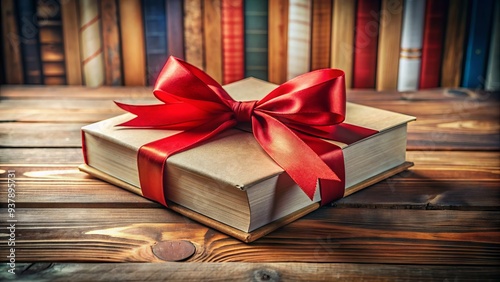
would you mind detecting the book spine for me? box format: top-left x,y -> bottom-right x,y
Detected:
397,0 -> 426,92
353,0 -> 381,89
440,0 -> 467,87
287,0 -> 312,80
203,0 -> 223,83
310,0 -> 332,70
167,0 -> 185,59
244,0 -> 269,80
119,0 -> 147,86
461,0 -> 494,89
37,0 -> 66,85
143,0 -> 168,86
100,0 -> 122,86
79,0 -> 105,87
184,0 -> 205,70
419,0 -> 448,89
16,0 -> 43,84
1,0 -> 24,84
268,0 -> 288,84
485,0 -> 500,91
330,0 -> 356,88
376,0 -> 403,91
222,0 -> 245,84
61,0 -> 82,85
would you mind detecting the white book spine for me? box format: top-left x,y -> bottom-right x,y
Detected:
286,0 -> 312,80
397,0 -> 426,92
485,1 -> 500,91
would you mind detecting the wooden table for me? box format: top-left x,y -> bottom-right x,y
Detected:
1,86 -> 499,281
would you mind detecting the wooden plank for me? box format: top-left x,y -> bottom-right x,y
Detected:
0,148 -> 83,163
0,123 -> 83,147
0,207 -> 498,264
0,86 -> 153,99
1,262 -> 498,281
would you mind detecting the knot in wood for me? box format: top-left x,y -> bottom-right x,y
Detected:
151,240 -> 196,262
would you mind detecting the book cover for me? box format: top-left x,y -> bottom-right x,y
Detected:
184,0 -> 205,70
268,0 -> 289,84
310,0 -> 332,71
222,0 -> 245,84
419,0 -> 448,89
61,0 -> 82,85
16,0 -> 43,84
287,0 -> 312,80
331,0 -> 356,88
79,0 -> 105,87
203,0 -> 223,83
440,0 -> 467,87
376,0 -> 403,91
397,0 -> 426,92
461,0 -> 494,89
485,0 -> 500,91
167,0 -> 185,59
37,0 -> 66,85
119,0 -> 147,86
353,0 -> 381,89
1,0 -> 24,84
244,0 -> 269,80
100,0 -> 122,86
81,74 -> 415,242
143,0 -> 168,86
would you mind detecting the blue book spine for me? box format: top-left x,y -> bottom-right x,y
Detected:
143,0 -> 168,86
244,0 -> 269,80
461,0 -> 494,88
15,0 -> 43,84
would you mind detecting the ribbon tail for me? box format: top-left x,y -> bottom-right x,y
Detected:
252,112 -> 340,201
138,113 -> 236,206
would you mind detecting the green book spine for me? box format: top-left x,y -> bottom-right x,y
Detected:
244,0 -> 268,80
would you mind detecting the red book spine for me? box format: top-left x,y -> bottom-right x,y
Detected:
419,0 -> 448,89
222,0 -> 244,84
353,0 -> 381,89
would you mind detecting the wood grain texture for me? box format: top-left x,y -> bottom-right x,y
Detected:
60,0 -> 82,85
119,0 -> 146,86
1,263 -> 498,281
268,0 -> 288,84
1,0 -> 24,84
376,0 -> 403,90
330,0 -> 356,88
203,0 -> 223,83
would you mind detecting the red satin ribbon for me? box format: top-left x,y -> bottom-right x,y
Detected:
115,56 -> 377,206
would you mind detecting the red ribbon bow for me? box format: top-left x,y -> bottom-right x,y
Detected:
116,56 -> 376,206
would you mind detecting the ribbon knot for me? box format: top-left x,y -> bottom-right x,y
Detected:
231,100 -> 257,123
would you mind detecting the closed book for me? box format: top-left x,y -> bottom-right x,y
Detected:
16,0 -> 43,84
440,0 -> 467,87
331,0 -> 356,88
485,0 -> 500,91
461,0 -> 494,89
244,0 -> 269,80
203,0 -> 223,83
184,0 -> 205,70
37,0 -> 66,85
376,0 -> 403,91
419,0 -> 448,89
310,0 -> 332,70
397,0 -> 426,92
61,0 -> 82,85
287,0 -> 312,80
353,0 -> 381,89
1,0 -> 24,84
268,0 -> 288,84
222,0 -> 245,84
167,0 -> 185,59
143,0 -> 168,86
119,0 -> 147,86
81,77 -> 415,242
101,0 -> 122,86
79,0 -> 105,87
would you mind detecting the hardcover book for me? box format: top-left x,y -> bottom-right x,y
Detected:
16,0 -> 43,84
244,0 -> 269,80
222,0 -> 245,84
80,66 -> 415,242
143,0 -> 168,86
287,0 -> 312,80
